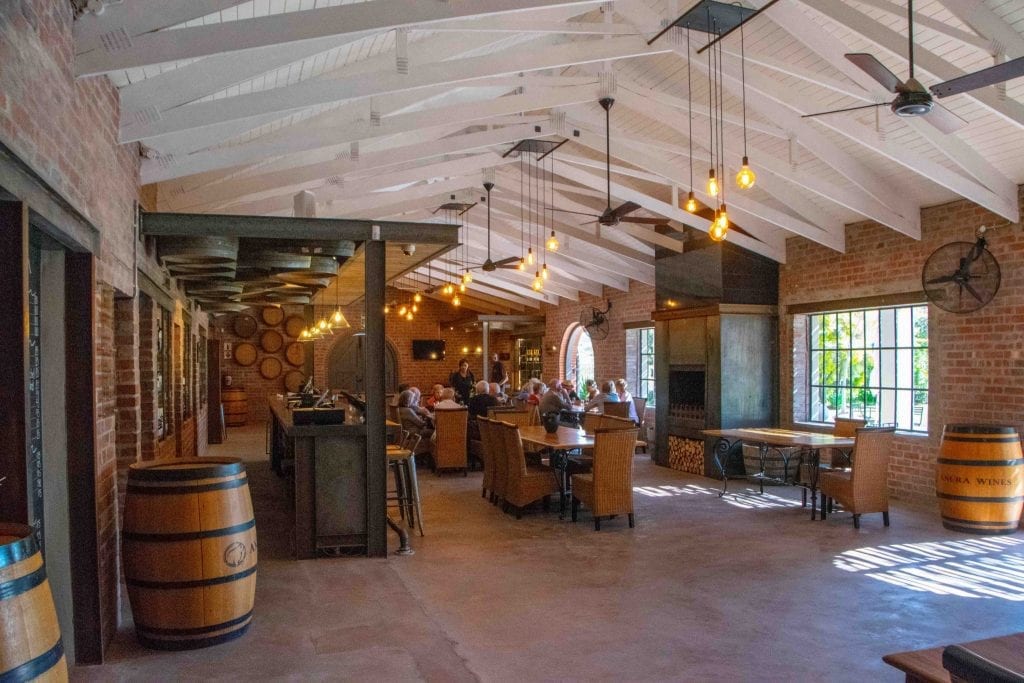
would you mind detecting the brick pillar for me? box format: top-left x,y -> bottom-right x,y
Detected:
114,295 -> 140,511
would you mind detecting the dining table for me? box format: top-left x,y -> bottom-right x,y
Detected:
518,425 -> 593,518
703,427 -> 855,519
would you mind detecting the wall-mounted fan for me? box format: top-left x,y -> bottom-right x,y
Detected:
580,300 -> 612,340
922,227 -> 1000,314
554,98 -> 668,228
803,0 -> 1024,134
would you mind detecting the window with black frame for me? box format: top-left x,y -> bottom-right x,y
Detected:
807,305 -> 928,432
636,327 -> 655,405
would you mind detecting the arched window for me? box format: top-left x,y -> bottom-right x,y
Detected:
563,324 -> 595,391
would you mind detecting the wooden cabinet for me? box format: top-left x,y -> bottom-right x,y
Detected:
514,337 -> 542,388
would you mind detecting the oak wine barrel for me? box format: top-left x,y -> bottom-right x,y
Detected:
937,424 -> 1024,535
0,523 -> 68,682
223,387 -> 248,427
123,458 -> 257,650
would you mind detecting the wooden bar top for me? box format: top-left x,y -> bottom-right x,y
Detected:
703,427 -> 855,449
883,633 -> 1024,682
268,396 -> 397,437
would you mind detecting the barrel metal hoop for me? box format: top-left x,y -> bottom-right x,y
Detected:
936,492 -> 1024,503
944,425 -> 1019,435
0,565 -> 46,601
136,622 -> 251,651
126,476 -> 248,496
0,640 -> 63,683
937,458 -> 1024,466
0,534 -> 37,568
126,565 -> 256,590
942,435 -> 1022,443
941,515 -> 1019,528
136,609 -> 254,637
123,519 -> 255,543
129,461 -> 244,481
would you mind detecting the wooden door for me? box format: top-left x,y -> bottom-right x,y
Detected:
328,335 -> 397,393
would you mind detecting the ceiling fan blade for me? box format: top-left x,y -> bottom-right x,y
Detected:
846,53 -> 903,93
802,102 -> 888,119
620,216 -> 667,225
551,208 -> 600,218
611,201 -> 642,219
931,56 -> 1024,98
492,256 -> 519,267
496,264 -> 521,270
924,101 -> 967,134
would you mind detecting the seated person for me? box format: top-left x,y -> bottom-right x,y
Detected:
488,382 -> 506,404
467,380 -> 499,418
515,380 -> 536,403
433,387 -> 462,410
561,379 -> 580,402
390,383 -> 411,407
396,389 -> 432,452
526,380 -> 544,406
614,378 -> 639,423
409,386 -> 432,419
539,378 -> 571,416
585,380 -> 621,413
423,384 -> 444,410
583,379 -> 598,402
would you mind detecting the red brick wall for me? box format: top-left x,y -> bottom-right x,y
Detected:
541,281 -> 656,385
94,284 -> 119,654
780,187 -> 1024,507
113,296 -> 138,511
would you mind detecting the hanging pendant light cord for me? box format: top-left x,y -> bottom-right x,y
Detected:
718,27 -> 726,208
740,21 -> 748,158
605,101 -> 612,211
687,27 -> 693,193
707,15 -> 715,184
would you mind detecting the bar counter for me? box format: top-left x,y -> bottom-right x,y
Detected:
268,396 -> 384,558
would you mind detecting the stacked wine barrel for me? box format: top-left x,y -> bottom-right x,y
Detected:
122,458 -> 257,650
0,523 -> 67,681
222,387 -> 248,427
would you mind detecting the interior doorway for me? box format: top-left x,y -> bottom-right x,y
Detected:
328,333 -> 398,393
563,324 -> 595,392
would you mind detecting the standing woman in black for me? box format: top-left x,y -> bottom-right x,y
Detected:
449,358 -> 475,405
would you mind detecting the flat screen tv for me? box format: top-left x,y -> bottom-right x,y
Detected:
412,339 -> 446,361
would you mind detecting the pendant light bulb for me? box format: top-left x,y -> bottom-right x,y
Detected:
459,283 -> 466,293
383,304 -> 390,314
710,206 -> 728,242
398,305 -> 407,316
707,169 -> 719,197
684,191 -> 698,213
526,248 -> 534,266
462,271 -> 473,284
317,317 -> 329,331
406,311 -> 414,321
541,264 -> 549,280
413,292 -> 422,303
546,231 -> 559,252
736,156 -> 756,189
532,272 -> 542,291
411,304 -> 418,314
452,295 -> 461,307
517,257 -> 526,272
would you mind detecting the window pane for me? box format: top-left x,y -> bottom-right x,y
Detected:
811,350 -> 824,385
851,350 -> 864,387
880,308 -> 896,347
810,315 -> 823,349
913,307 -> 929,348
851,310 -> 864,348
865,349 -> 880,387
865,309 -> 880,348
897,348 -> 913,388
838,313 -> 851,349
880,349 -> 896,388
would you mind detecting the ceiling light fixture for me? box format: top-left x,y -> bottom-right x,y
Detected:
685,26 -> 699,214
735,20 -> 756,190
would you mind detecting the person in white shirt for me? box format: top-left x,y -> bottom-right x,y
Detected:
585,381 -> 620,413
615,378 -> 640,423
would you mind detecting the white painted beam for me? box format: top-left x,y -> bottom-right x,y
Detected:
121,36 -> 671,141
73,0 -> 241,55
76,0 -> 608,75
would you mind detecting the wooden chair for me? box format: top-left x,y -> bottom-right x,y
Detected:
819,427 -> 896,529
571,427 -> 639,530
488,408 -> 531,428
387,403 -> 400,425
477,417 -> 498,502
496,421 -> 559,518
433,408 -> 469,475
490,418 -> 510,506
602,401 -> 631,419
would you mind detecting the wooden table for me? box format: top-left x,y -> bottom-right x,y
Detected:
883,632 -> 1024,682
703,428 -> 855,516
518,425 -> 594,516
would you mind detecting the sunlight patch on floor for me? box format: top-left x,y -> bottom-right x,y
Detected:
633,483 -> 803,510
834,536 -> 1024,600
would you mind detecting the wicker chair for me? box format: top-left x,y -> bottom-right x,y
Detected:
477,417 -> 498,501
599,414 -> 635,431
819,427 -> 896,529
496,421 -> 559,518
581,412 -> 602,435
571,427 -> 639,530
433,408 -> 469,475
490,418 -> 510,506
798,417 -> 867,505
488,408 -> 531,428
602,401 -> 631,419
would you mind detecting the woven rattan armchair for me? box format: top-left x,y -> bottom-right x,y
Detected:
819,427 -> 896,529
798,417 -> 868,506
581,412 -> 602,435
572,426 -> 639,530
477,417 -> 498,501
488,408 -> 531,428
602,401 -> 631,419
633,397 -> 648,451
496,421 -> 559,518
599,414 -> 635,431
490,418 -> 510,506
433,408 -> 468,475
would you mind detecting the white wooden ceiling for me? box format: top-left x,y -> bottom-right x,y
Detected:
74,0 -> 1024,311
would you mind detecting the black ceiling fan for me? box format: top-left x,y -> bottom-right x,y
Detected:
554,98 -> 668,228
803,0 -> 1024,134
465,182 -> 519,273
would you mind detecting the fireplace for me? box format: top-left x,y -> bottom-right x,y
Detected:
668,369 -> 706,421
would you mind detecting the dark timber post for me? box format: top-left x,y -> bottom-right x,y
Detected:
363,237 -> 387,557
0,201 -> 29,524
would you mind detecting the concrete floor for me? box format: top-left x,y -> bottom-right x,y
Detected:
74,424 -> 1024,681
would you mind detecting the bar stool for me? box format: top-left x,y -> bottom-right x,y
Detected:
387,433 -> 425,537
